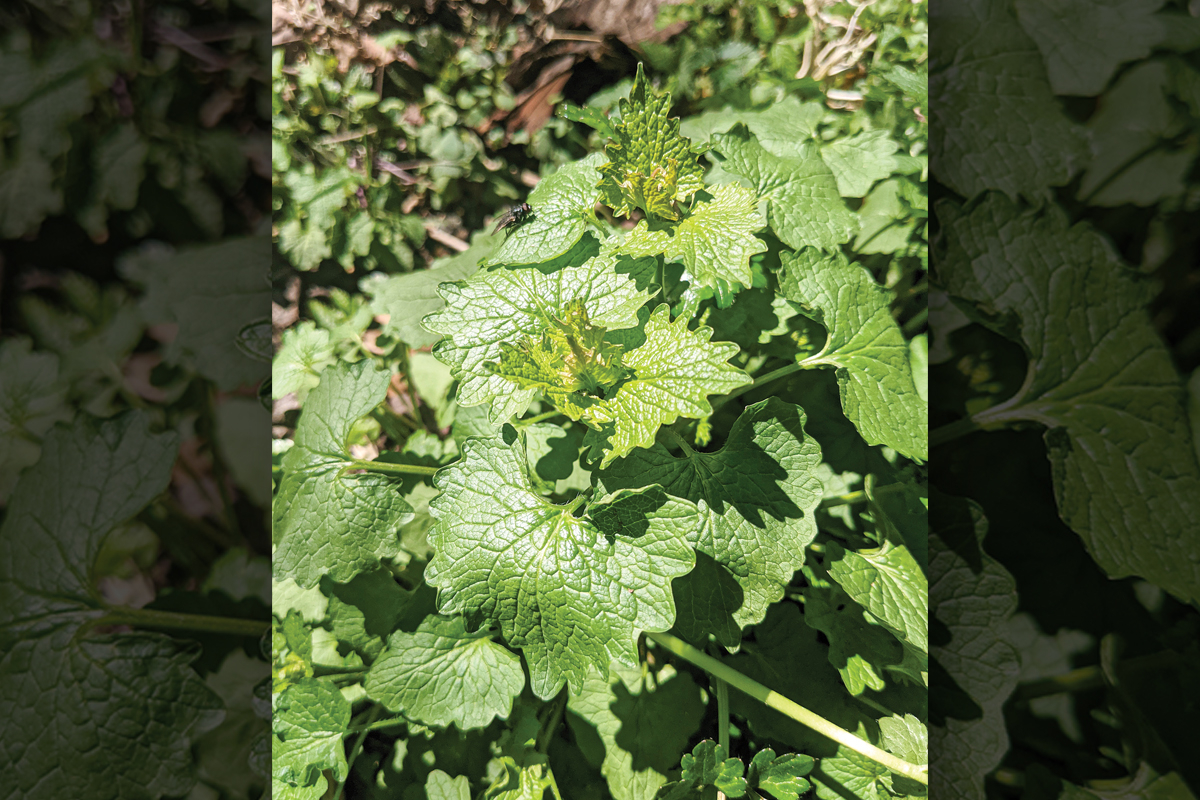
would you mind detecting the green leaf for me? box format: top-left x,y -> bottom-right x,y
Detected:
426,434 -> 698,698
0,413 -> 228,799
272,361 -> 414,587
710,125 -> 856,252
567,664 -> 706,800
929,0 -> 1087,199
558,101 -> 618,139
680,97 -> 825,157
780,248 -> 928,462
665,184 -> 767,297
599,63 -> 705,220
1013,0 -> 1166,96
584,305 -> 752,468
362,230 -> 498,349
802,576 -> 906,695
427,770 -> 473,800
680,740 -> 748,797
424,241 -> 655,425
600,399 -> 822,644
1077,62 -> 1197,206
273,321 -> 335,400
272,678 -> 352,788
118,237 -> 272,390
747,749 -> 815,800
854,179 -> 919,255
820,131 -> 900,198
810,746 -> 893,800
484,757 -> 557,800
366,615 -> 525,730
825,541 -> 927,655
928,491 -> 1019,800
940,193 -> 1200,603
486,153 -> 606,266
878,714 -> 927,767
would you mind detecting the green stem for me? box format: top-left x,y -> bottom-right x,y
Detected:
715,676 -> 730,754
313,664 -> 370,678
348,459 -> 440,477
515,410 -> 564,428
98,607 -> 269,638
820,483 -> 908,509
1013,651 -> 1179,701
344,715 -> 408,735
930,416 -> 981,448
337,706 -> 380,800
647,631 -> 927,785
660,427 -> 696,457
536,688 -> 569,754
902,306 -> 928,336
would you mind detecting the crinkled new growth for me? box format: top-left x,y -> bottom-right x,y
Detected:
598,63 -> 706,220
423,244 -> 655,424
425,434 -> 699,698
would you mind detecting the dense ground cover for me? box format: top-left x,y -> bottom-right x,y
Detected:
271,2 -> 929,799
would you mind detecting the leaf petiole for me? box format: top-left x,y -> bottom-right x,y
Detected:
647,631 -> 928,785
346,459 -> 441,477
95,607 -> 269,638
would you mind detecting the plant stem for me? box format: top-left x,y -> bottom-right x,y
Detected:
98,607 -> 269,638
820,483 -> 909,509
348,459 -> 441,477
337,706 -> 380,800
344,715 -> 409,734
536,688 -> 569,754
715,676 -> 730,754
929,416 -> 981,447
647,631 -> 928,785
515,409 -> 564,428
1013,650 -> 1179,701
660,427 -> 696,456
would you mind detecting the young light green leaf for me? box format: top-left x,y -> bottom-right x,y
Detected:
781,248 -> 927,462
940,193 -> 1200,604
825,540 -> 928,655
423,240 -> 655,425
426,435 -> 698,698
272,361 -> 414,587
1013,0 -> 1166,96
272,678 -> 352,788
362,230 -> 498,348
710,125 -> 856,252
929,0 -> 1087,200
558,102 -> 618,140
665,184 -> 767,297
585,305 -> 751,468
486,153 -> 606,266
484,757 -> 557,800
366,615 -> 525,730
426,770 -> 473,800
878,714 -> 928,767
810,745 -> 896,800
273,321 -> 335,400
600,399 -> 822,644
820,130 -> 900,198
747,749 -> 815,800
598,63 -> 705,220
567,664 -> 706,800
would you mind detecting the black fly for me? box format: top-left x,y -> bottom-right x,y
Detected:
492,202 -> 533,233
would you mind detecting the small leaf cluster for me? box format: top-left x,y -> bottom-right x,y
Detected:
272,41 -> 928,800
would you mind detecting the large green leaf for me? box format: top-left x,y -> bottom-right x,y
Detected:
600,399 -> 822,644
272,361 -> 414,587
567,664 -> 705,800
710,125 -> 856,252
426,434 -> 699,698
940,193 -> 1200,603
423,240 -> 655,425
485,153 -> 606,266
598,63 -> 706,220
365,615 -> 525,730
0,413 -> 226,800
665,184 -> 767,298
585,304 -> 752,468
929,0 -> 1087,199
780,248 -> 927,462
